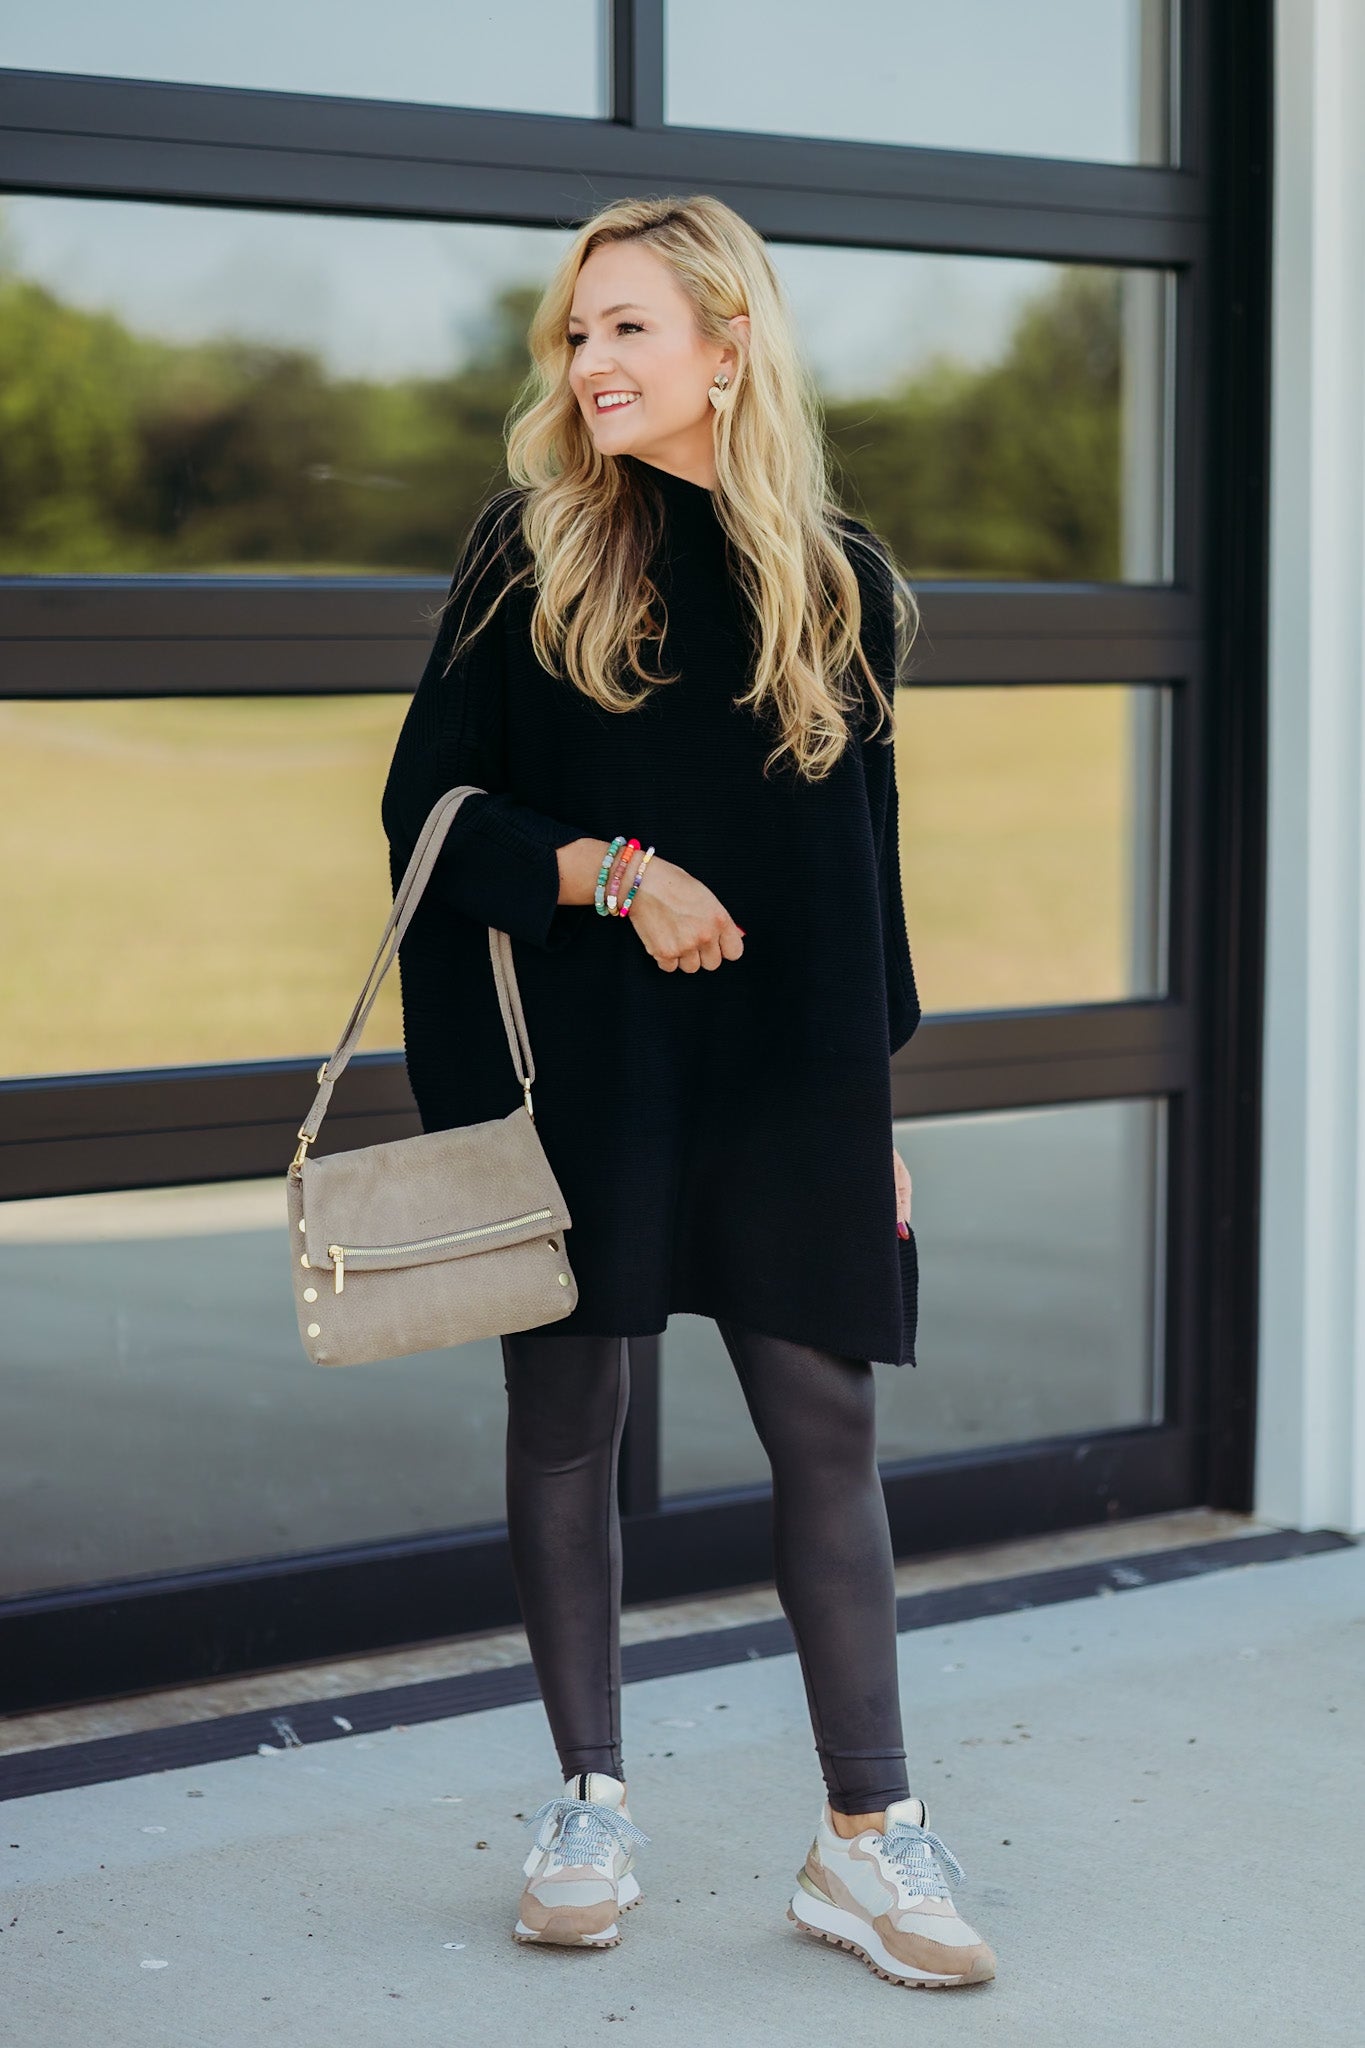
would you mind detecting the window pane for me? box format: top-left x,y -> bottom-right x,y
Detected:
661,1099 -> 1166,1497
0,198 -> 1171,583
0,196 -> 573,575
897,685 -> 1171,1014
1,0 -> 608,117
0,698 -> 406,1079
0,1178 -> 512,1597
661,1316 -> 774,1499
877,1100 -> 1167,1458
667,0 -> 1176,166
771,247 -> 1173,581
0,681 -> 1172,1089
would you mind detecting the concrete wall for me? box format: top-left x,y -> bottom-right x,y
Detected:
1258,0 -> 1365,1532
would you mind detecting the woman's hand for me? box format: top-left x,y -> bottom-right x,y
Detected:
892,1145 -> 913,1237
623,854 -> 746,972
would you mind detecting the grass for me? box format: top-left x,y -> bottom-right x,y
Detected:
896,684 -> 1144,1012
0,696 -> 409,1077
0,686 -> 1144,1079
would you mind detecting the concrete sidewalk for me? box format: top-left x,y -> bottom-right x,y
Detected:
6,1540 -> 1363,2046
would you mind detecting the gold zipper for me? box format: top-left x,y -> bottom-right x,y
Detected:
325,1208 -> 555,1295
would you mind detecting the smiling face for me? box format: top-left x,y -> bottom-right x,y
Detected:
566,240 -> 747,489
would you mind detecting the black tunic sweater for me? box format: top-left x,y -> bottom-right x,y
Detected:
381,452 -> 921,1367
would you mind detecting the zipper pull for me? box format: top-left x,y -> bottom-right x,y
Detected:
328,1245 -> 345,1294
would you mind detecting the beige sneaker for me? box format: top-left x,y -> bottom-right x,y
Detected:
513,1771 -> 649,1948
788,1794 -> 996,1987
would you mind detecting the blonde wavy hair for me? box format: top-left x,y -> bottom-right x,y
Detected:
439,192 -> 918,781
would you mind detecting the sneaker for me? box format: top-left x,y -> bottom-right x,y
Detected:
513,1770 -> 650,1948
788,1794 -> 996,1987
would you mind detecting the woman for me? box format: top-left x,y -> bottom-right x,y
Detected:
381,194 -> 996,1991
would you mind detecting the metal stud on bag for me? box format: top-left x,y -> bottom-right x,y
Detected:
285,783 -> 578,1369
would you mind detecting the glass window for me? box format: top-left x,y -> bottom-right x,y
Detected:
0,697 -> 407,1079
661,1099 -> 1166,1497
877,1099 -> 1167,1459
0,195 -> 573,575
667,0 -> 1176,166
769,246 -> 1173,582
660,1315 -> 775,1499
0,198 -> 1172,583
1,1 -> 609,118
0,1177 -> 511,1598
896,685 -> 1171,1014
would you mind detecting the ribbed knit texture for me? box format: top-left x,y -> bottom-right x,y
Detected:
381,451 -> 920,1366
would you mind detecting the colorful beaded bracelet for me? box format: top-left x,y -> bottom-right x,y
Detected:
594,835 -> 626,916
606,837 -> 640,914
619,845 -> 655,917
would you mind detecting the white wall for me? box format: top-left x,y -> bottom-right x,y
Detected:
1257,0 -> 1365,1532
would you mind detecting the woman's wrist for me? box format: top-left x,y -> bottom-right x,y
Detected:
556,837 -> 622,906
555,834 -> 653,913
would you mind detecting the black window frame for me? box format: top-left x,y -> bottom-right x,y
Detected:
0,0 -> 1271,1715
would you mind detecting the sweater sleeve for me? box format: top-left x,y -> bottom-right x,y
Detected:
840,516 -> 923,1056
380,493 -> 591,950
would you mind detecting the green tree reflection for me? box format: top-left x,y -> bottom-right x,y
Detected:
0,257 -> 1123,580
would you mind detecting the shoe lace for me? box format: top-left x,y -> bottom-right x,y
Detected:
523,1795 -> 651,1871
877,1818 -> 966,1901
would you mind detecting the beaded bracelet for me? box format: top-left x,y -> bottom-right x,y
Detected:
594,835 -> 626,916
618,845 -> 655,917
606,837 -> 640,914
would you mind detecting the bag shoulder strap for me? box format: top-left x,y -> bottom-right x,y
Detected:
291,784 -> 539,1167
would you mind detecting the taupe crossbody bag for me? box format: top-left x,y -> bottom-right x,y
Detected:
286,783 -> 579,1367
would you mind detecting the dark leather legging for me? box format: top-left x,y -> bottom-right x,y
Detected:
500,1318 -> 910,1816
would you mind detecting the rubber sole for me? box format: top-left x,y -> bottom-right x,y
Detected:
787,1884 -> 994,1989
512,1868 -> 642,1948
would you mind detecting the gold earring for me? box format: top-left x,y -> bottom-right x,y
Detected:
709,371 -> 731,412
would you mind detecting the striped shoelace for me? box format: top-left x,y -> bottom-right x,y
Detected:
876,1818 -> 966,1900
523,1795 -> 652,1870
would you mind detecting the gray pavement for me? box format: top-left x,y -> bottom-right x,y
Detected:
5,1538 -> 1363,2045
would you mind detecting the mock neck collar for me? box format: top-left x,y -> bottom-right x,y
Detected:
620,453 -> 720,523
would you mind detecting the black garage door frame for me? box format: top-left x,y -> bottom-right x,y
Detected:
0,0 -> 1270,1714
